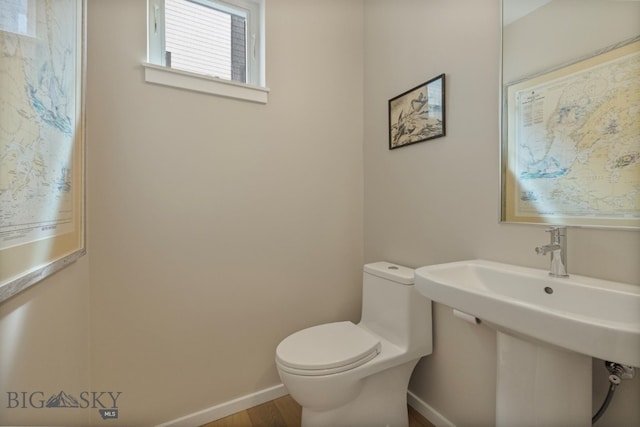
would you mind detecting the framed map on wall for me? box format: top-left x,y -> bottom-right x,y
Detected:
502,37 -> 640,229
0,0 -> 86,302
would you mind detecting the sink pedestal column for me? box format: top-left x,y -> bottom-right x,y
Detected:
496,332 -> 592,427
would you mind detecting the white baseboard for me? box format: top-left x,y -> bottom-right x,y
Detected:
156,384 -> 453,427
407,390 -> 456,427
155,384 -> 288,427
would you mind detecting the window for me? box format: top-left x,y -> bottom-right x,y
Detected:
145,0 -> 267,103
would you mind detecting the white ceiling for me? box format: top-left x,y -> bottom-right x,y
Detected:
502,0 -> 551,26
503,0 -> 640,26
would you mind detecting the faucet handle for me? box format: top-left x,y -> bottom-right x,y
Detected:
545,226 -> 565,244
538,226 -> 568,277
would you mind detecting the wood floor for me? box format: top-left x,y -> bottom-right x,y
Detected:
200,394 -> 435,427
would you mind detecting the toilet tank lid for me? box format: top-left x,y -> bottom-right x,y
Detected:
363,262 -> 414,285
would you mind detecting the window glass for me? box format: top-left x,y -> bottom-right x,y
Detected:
147,0 -> 263,87
165,0 -> 246,82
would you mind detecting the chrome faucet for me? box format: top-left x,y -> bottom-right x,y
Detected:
535,226 -> 569,277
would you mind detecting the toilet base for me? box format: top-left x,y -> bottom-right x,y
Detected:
299,360 -> 418,427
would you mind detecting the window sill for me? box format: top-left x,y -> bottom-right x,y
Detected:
142,62 -> 269,104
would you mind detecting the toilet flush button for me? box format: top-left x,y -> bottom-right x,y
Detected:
363,262 -> 414,284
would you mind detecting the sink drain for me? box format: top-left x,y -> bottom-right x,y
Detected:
544,286 -> 554,294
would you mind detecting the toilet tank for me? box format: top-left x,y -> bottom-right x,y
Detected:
359,262 -> 432,355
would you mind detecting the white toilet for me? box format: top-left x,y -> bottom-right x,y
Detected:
275,262 -> 432,427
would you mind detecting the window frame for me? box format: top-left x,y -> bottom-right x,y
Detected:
145,0 -> 267,103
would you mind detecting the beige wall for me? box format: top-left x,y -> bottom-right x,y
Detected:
503,0 -> 640,83
1,0 -> 364,426
86,0 -> 363,425
0,258 -> 91,426
363,0 -> 640,426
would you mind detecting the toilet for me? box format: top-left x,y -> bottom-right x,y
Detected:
275,262 -> 432,427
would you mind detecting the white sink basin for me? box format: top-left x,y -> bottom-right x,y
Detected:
415,260 -> 640,367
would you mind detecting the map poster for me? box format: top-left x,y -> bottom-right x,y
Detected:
502,38 -> 640,229
0,0 -> 85,302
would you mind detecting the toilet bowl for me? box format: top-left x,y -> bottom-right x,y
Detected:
275,262 -> 433,427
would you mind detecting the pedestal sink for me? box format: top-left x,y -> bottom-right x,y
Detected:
414,260 -> 640,427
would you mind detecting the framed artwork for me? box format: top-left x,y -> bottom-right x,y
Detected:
389,73 -> 446,149
502,38 -> 640,228
0,0 -> 86,302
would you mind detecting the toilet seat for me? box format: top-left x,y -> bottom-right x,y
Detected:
276,321 -> 381,376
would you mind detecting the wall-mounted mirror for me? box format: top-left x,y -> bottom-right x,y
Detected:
501,0 -> 640,228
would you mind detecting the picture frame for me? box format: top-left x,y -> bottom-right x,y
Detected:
0,0 -> 86,302
389,73 -> 446,149
501,37 -> 640,229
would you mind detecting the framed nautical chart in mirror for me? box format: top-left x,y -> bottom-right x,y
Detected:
0,0 -> 86,302
502,37 -> 640,229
